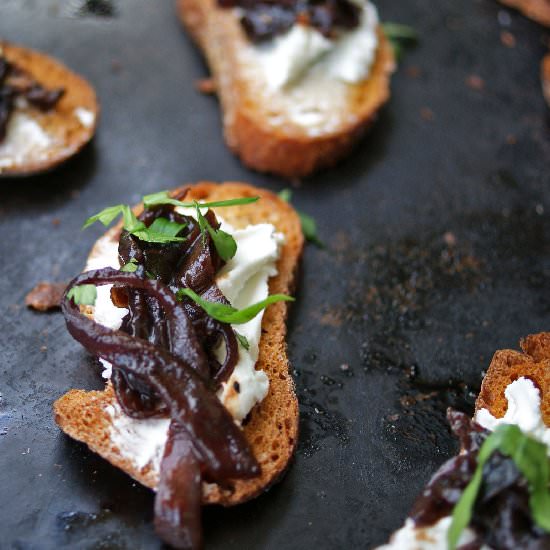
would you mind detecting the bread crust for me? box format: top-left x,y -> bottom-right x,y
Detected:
542,53 -> 550,108
54,181 -> 304,506
176,0 -> 395,178
0,41 -> 99,177
498,0 -> 550,27
475,332 -> 550,426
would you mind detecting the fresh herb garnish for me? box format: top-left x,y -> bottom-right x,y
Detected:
278,189 -> 324,248
67,284 -> 97,306
83,205 -> 186,244
120,258 -> 139,273
143,191 -> 259,210
195,201 -> 237,261
382,22 -> 418,61
235,331 -> 250,350
145,217 -> 187,238
278,188 -> 292,203
177,288 -> 294,325
448,424 -> 550,549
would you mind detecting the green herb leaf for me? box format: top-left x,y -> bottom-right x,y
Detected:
382,22 -> 418,62
83,205 -> 126,229
195,202 -> 237,261
83,203 -> 186,244
177,288 -> 294,325
67,284 -> 97,306
448,424 -> 550,549
382,22 -> 418,41
148,217 -> 187,238
121,205 -> 144,233
131,229 -> 186,243
299,211 -> 324,248
235,331 -> 250,350
277,188 -> 293,203
143,191 -> 259,210
278,188 -> 324,248
120,258 -> 139,273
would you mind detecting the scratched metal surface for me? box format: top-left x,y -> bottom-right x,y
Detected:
0,0 -> 549,548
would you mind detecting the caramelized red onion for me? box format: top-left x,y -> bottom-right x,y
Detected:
112,205 -> 239,417
63,197 -> 256,548
62,270 -> 260,549
217,0 -> 361,43
0,54 -> 65,142
409,410 -> 550,549
155,425 -> 203,549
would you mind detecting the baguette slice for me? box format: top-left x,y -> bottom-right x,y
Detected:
498,0 -> 550,27
475,332 -> 550,424
542,53 -> 550,108
176,0 -> 395,178
54,181 -> 304,506
0,42 -> 99,177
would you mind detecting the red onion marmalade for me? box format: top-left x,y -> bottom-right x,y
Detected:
62,200 -> 259,549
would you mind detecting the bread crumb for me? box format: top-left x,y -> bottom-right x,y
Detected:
506,134 -> 517,145
466,74 -> 484,91
443,231 -> 457,247
500,30 -> 516,48
497,0 -> 550,27
420,107 -> 434,121
406,65 -> 421,79
195,78 -> 216,94
25,281 -> 66,311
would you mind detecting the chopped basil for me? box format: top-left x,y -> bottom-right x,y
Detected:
235,331 -> 250,350
448,424 -> 550,549
278,189 -> 324,248
195,202 -> 237,261
83,205 -> 186,244
67,284 -> 97,306
177,288 -> 294,325
143,191 -> 259,210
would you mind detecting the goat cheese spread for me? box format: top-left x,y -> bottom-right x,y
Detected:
376,517 -> 480,550
74,107 -> 95,129
245,0 -> 379,90
86,215 -> 283,474
476,376 -> 550,455
0,111 -> 52,169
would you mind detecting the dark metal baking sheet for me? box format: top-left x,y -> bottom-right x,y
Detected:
1,0 -> 549,548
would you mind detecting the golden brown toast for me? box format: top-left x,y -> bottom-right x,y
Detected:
176,0 -> 395,178
498,0 -> 550,27
475,332 -> 550,425
0,41 -> 98,177
54,181 -> 304,506
542,53 -> 550,107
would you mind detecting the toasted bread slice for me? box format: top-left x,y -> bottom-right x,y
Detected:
176,0 -> 395,178
475,332 -> 550,425
542,53 -> 550,108
498,0 -> 550,27
54,182 -> 303,506
0,41 -> 99,177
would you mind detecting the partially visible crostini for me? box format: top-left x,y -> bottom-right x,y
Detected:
498,0 -> 550,27
0,41 -> 99,177
176,0 -> 395,178
475,332 -> 550,424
